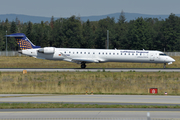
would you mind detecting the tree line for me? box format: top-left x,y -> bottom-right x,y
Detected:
0,12 -> 180,52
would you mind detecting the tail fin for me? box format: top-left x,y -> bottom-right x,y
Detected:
6,33 -> 41,50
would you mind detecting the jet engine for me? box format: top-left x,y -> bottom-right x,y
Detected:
38,47 -> 55,54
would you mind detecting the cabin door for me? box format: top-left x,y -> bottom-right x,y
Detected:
150,53 -> 154,61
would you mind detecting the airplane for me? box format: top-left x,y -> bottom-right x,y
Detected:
7,33 -> 175,69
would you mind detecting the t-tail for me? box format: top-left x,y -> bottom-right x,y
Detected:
6,33 -> 41,50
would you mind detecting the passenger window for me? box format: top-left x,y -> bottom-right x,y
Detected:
125,53 -> 126,55
132,53 -> 134,55
121,53 -> 122,55
77,52 -> 78,54
84,52 -> 86,54
113,53 -> 115,55
93,52 -> 95,54
64,51 -> 66,53
129,53 -> 130,55
103,53 -> 104,55
80,52 -> 82,54
117,53 -> 119,55
109,53 -> 111,55
88,52 -> 90,54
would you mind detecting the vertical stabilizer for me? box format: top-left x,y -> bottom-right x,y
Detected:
6,33 -> 41,50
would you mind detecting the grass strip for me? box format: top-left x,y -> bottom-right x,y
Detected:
0,103 -> 180,109
1,72 -> 180,94
0,56 -> 178,68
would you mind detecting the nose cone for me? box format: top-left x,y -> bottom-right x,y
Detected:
172,58 -> 175,62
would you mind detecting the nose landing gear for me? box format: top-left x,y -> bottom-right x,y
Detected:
163,63 -> 166,68
81,62 -> 86,69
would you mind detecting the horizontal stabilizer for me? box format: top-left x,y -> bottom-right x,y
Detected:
6,34 -> 25,38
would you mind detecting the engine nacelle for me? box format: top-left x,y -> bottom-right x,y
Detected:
38,47 -> 55,54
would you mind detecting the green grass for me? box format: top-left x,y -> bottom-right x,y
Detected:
0,56 -> 179,94
0,103 -> 179,109
0,72 -> 180,94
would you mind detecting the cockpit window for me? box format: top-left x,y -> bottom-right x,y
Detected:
159,53 -> 167,56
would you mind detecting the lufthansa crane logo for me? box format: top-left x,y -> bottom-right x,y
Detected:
16,39 -> 32,50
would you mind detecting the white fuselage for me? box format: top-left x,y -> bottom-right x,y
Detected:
21,48 -> 175,64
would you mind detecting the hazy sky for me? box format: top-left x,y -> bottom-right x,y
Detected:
1,0 -> 180,17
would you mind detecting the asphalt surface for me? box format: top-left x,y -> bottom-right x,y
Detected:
0,108 -> 180,112
1,94 -> 180,105
0,109 -> 180,119
1,94 -> 180,119
0,68 -> 180,72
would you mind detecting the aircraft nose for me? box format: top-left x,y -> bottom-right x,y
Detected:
170,57 -> 175,62
172,58 -> 175,62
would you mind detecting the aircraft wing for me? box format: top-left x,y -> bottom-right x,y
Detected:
72,58 -> 100,63
60,52 -> 104,63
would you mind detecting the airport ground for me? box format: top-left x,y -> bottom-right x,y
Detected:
1,109 -> 180,119
0,71 -> 180,94
0,56 -> 179,68
1,94 -> 180,107
1,56 -> 180,95
0,94 -> 180,119
1,56 -> 180,119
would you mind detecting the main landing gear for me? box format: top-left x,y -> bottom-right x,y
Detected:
163,63 -> 166,68
81,62 -> 86,69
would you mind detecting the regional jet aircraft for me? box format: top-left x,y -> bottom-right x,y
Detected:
7,33 -> 175,68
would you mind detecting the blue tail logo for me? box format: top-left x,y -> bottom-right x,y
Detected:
6,33 -> 41,50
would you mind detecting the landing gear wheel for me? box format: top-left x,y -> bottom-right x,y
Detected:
81,63 -> 86,69
163,63 -> 166,69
